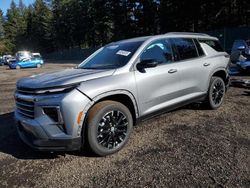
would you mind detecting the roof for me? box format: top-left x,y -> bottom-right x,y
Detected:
166,32 -> 210,37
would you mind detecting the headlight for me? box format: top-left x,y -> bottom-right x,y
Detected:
17,83 -> 80,95
35,84 -> 79,94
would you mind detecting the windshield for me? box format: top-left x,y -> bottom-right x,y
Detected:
79,41 -> 143,69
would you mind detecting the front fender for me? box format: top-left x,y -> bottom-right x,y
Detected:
82,89 -> 139,118
77,89 -> 139,139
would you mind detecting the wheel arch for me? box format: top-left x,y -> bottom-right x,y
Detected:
212,69 -> 227,82
207,68 -> 229,90
82,90 -> 139,127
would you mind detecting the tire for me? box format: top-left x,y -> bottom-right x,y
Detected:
37,64 -> 41,68
16,65 -> 21,69
86,100 -> 133,156
204,76 -> 225,109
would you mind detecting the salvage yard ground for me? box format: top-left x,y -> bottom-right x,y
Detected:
0,63 -> 249,187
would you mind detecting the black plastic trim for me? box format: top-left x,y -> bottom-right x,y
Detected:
136,94 -> 206,124
17,122 -> 82,151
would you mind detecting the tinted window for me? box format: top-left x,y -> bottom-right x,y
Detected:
140,39 -> 173,64
194,39 -> 205,56
199,39 -> 224,52
172,38 -> 198,60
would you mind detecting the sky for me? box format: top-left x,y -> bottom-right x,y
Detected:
0,0 -> 35,15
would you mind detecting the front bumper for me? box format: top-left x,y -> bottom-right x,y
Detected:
15,88 -> 91,151
17,121 -> 81,151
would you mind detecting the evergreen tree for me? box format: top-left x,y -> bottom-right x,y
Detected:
0,9 -> 6,55
2,0 -> 250,54
31,0 -> 53,52
135,0 -> 160,35
70,0 -> 90,47
52,0 -> 75,49
87,0 -> 112,46
0,9 -> 4,39
4,0 -> 20,52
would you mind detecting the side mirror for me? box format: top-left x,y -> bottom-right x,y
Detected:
136,59 -> 159,70
237,46 -> 246,51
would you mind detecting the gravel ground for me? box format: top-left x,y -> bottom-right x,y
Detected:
0,63 -> 249,187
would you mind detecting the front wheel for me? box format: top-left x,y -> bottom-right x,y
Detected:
204,76 -> 225,109
86,100 -> 133,156
36,64 -> 41,68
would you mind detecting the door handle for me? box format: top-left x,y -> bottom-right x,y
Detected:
203,63 -> 210,67
168,69 -> 177,73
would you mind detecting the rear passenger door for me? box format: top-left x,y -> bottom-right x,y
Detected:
170,38 -> 211,97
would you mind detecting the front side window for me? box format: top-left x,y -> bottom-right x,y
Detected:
79,41 -> 143,69
171,38 -> 198,60
140,39 -> 173,64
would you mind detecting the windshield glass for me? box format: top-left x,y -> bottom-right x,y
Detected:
79,41 -> 143,69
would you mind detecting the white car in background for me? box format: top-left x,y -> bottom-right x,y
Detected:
16,51 -> 32,61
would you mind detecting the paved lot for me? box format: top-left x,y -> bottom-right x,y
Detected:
0,63 -> 249,187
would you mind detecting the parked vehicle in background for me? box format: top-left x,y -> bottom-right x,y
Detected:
14,32 -> 230,156
16,51 -> 32,61
9,57 -> 44,69
0,56 -> 4,66
236,60 -> 250,72
230,39 -> 250,63
3,55 -> 13,65
32,53 -> 42,59
6,56 -> 17,65
8,59 -> 17,65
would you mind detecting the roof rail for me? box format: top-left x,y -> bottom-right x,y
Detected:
167,32 -> 210,36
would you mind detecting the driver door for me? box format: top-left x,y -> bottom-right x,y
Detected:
134,39 -> 183,117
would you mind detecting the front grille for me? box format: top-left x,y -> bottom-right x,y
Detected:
16,97 -> 34,119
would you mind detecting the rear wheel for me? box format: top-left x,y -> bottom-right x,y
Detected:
37,64 -> 41,68
86,100 -> 133,156
204,76 -> 225,109
16,65 -> 21,69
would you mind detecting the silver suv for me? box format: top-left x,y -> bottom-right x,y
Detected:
15,32 -> 230,156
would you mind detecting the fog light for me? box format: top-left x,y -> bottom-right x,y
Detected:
43,106 -> 66,133
43,107 -> 59,122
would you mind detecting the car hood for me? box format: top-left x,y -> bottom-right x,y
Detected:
17,68 -> 116,89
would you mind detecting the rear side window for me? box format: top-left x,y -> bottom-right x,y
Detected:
199,39 -> 224,52
171,38 -> 198,61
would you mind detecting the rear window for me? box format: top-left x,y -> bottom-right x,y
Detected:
199,39 -> 224,52
171,38 -> 198,60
